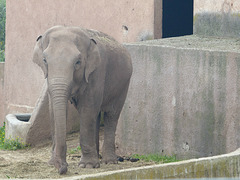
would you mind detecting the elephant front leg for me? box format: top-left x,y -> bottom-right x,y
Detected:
79,108 -> 100,168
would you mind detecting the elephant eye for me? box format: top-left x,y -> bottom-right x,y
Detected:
74,60 -> 81,70
43,58 -> 47,64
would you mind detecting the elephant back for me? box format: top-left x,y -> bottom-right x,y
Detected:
84,29 -> 124,50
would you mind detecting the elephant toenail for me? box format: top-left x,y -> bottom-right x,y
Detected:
79,163 -> 86,168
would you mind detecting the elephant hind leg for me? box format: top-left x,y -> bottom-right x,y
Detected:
102,84 -> 129,164
101,111 -> 119,164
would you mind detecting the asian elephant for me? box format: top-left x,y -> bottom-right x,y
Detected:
32,26 -> 132,174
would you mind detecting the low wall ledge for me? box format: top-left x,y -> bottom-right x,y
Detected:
125,35 -> 240,53
61,149 -> 240,179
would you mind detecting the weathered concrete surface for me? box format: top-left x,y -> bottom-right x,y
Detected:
194,13 -> 240,38
61,149 -> 240,179
195,0 -> 240,14
116,35 -> 240,159
5,114 -> 31,143
194,0 -> 240,38
3,0 -> 162,126
0,62 -> 4,126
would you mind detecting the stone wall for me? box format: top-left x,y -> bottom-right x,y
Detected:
116,35 -> 240,159
194,0 -> 240,37
2,0 -> 161,125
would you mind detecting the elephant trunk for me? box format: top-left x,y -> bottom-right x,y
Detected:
48,78 -> 70,173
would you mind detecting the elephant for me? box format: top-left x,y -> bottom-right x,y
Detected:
32,26 -> 132,174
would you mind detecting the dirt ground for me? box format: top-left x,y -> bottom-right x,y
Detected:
0,128 -> 155,179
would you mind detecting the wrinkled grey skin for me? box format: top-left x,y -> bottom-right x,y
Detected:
32,26 -> 132,174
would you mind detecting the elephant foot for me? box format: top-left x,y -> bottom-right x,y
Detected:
49,158 -> 68,174
55,161 -> 68,174
79,156 -> 100,168
102,153 -> 118,164
58,163 -> 68,175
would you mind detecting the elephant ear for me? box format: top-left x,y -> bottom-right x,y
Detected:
85,39 -> 101,83
32,36 -> 48,79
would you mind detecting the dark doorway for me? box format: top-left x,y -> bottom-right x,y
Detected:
162,0 -> 193,38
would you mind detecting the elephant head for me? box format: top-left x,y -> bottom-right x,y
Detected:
32,26 -> 101,174
33,26 -> 101,83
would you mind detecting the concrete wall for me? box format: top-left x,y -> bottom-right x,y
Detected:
116,35 -> 240,159
195,0 -> 240,14
194,0 -> 240,37
2,0 -> 162,125
3,0 -> 239,126
0,62 -> 4,126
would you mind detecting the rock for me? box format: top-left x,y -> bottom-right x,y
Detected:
129,158 -> 139,162
117,156 -> 124,162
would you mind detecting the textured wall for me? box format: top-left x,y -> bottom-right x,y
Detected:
195,0 -> 240,14
194,0 -> 240,37
3,0 -> 160,124
116,35 -> 240,159
4,0 -> 240,158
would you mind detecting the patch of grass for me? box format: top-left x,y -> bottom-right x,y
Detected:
0,49 -> 4,62
0,122 -> 27,150
68,146 -> 81,154
131,154 -> 178,164
0,122 -> 6,146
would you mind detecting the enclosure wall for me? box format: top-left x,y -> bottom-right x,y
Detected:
194,0 -> 240,37
116,36 -> 240,159
2,0 -> 161,125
